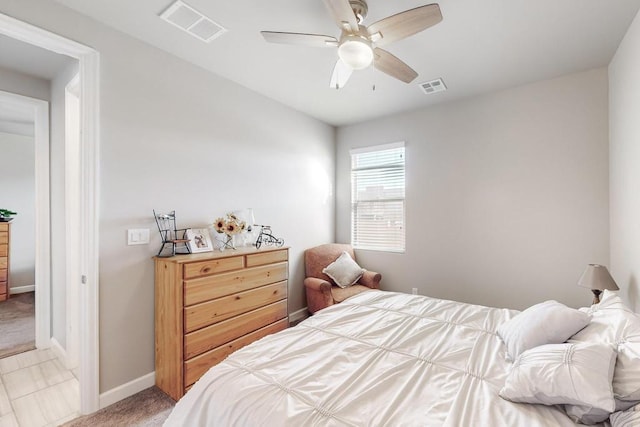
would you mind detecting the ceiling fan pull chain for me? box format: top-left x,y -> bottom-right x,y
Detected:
372,57 -> 376,91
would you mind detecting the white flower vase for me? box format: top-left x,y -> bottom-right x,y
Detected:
245,228 -> 260,247
236,231 -> 252,247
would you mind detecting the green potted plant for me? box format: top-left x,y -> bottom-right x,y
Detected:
0,209 -> 17,222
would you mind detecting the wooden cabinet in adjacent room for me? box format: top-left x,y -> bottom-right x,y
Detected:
0,222 -> 10,301
154,246 -> 289,400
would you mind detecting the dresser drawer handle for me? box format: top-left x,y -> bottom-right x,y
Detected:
201,267 -> 211,274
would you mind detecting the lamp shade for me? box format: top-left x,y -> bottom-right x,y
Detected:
577,264 -> 619,291
338,36 -> 373,70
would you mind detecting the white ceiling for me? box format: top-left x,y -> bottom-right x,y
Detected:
0,34 -> 74,80
54,0 -> 640,126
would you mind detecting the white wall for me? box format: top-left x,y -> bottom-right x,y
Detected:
0,131 -> 35,290
337,68 -> 610,311
0,0 -> 335,393
0,65 -> 49,101
96,47 -> 334,393
610,10 -> 640,312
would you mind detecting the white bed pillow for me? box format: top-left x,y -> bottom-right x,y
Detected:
611,403 -> 640,426
496,300 -> 591,360
569,292 -> 640,403
322,251 -> 365,289
499,342 -> 617,424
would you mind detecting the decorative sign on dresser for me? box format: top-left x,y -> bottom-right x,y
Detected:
154,246 -> 289,400
0,222 -> 10,301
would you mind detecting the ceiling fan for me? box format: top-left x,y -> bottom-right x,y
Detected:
261,0 -> 443,89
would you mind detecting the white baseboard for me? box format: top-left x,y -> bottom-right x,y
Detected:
10,285 -> 35,294
289,307 -> 309,324
98,308 -> 309,411
99,372 -> 156,409
50,337 -> 66,365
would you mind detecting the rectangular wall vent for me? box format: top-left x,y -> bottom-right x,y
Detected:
160,0 -> 227,43
419,78 -> 447,95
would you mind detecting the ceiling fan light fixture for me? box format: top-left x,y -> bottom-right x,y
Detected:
338,36 -> 373,70
261,2 -> 443,88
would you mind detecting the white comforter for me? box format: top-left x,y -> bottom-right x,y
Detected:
165,291 -> 594,426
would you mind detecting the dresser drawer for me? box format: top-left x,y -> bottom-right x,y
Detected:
0,269 -> 6,282
183,318 -> 288,387
183,256 -> 244,280
0,245 -> 7,257
246,249 -> 288,267
0,223 -> 7,232
184,300 -> 288,359
184,262 -> 288,306
0,281 -> 6,296
0,232 -> 7,244
0,259 -> 6,269
155,247 -> 290,401
185,281 -> 288,333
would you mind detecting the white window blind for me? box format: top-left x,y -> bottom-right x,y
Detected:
350,142 -> 405,252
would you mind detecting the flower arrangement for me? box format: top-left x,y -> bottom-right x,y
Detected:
213,213 -> 246,250
214,213 -> 246,235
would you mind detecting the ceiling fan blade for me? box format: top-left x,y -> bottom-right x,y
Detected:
373,48 -> 418,83
261,31 -> 338,47
367,4 -> 442,47
329,59 -> 353,89
323,0 -> 359,33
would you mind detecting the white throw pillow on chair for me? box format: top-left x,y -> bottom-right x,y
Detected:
322,251 -> 365,288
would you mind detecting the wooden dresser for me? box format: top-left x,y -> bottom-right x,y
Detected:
0,222 -> 10,302
154,246 -> 289,400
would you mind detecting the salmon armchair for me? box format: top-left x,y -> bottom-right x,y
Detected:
304,243 -> 382,314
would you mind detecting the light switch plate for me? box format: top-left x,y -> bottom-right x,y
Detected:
127,228 -> 150,245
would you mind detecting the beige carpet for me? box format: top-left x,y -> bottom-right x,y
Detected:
0,292 -> 36,359
63,387 -> 175,426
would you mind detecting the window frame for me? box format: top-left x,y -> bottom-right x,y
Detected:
350,141 -> 406,253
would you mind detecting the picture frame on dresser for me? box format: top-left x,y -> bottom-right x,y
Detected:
185,228 -> 213,253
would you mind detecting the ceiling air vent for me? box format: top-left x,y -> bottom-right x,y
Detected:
160,0 -> 227,43
419,78 -> 447,95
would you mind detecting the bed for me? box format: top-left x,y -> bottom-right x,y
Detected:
164,290 -> 639,426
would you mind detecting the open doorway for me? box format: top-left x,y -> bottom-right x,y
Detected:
0,13 -> 100,414
0,94 -> 40,359
0,88 -> 49,348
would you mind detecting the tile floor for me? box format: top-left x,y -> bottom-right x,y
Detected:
0,349 -> 79,427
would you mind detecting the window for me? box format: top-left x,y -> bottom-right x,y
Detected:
350,142 -> 405,252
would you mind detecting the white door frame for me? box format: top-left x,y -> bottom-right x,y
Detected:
0,90 -> 50,349
64,74 -> 81,371
0,13 -> 101,414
